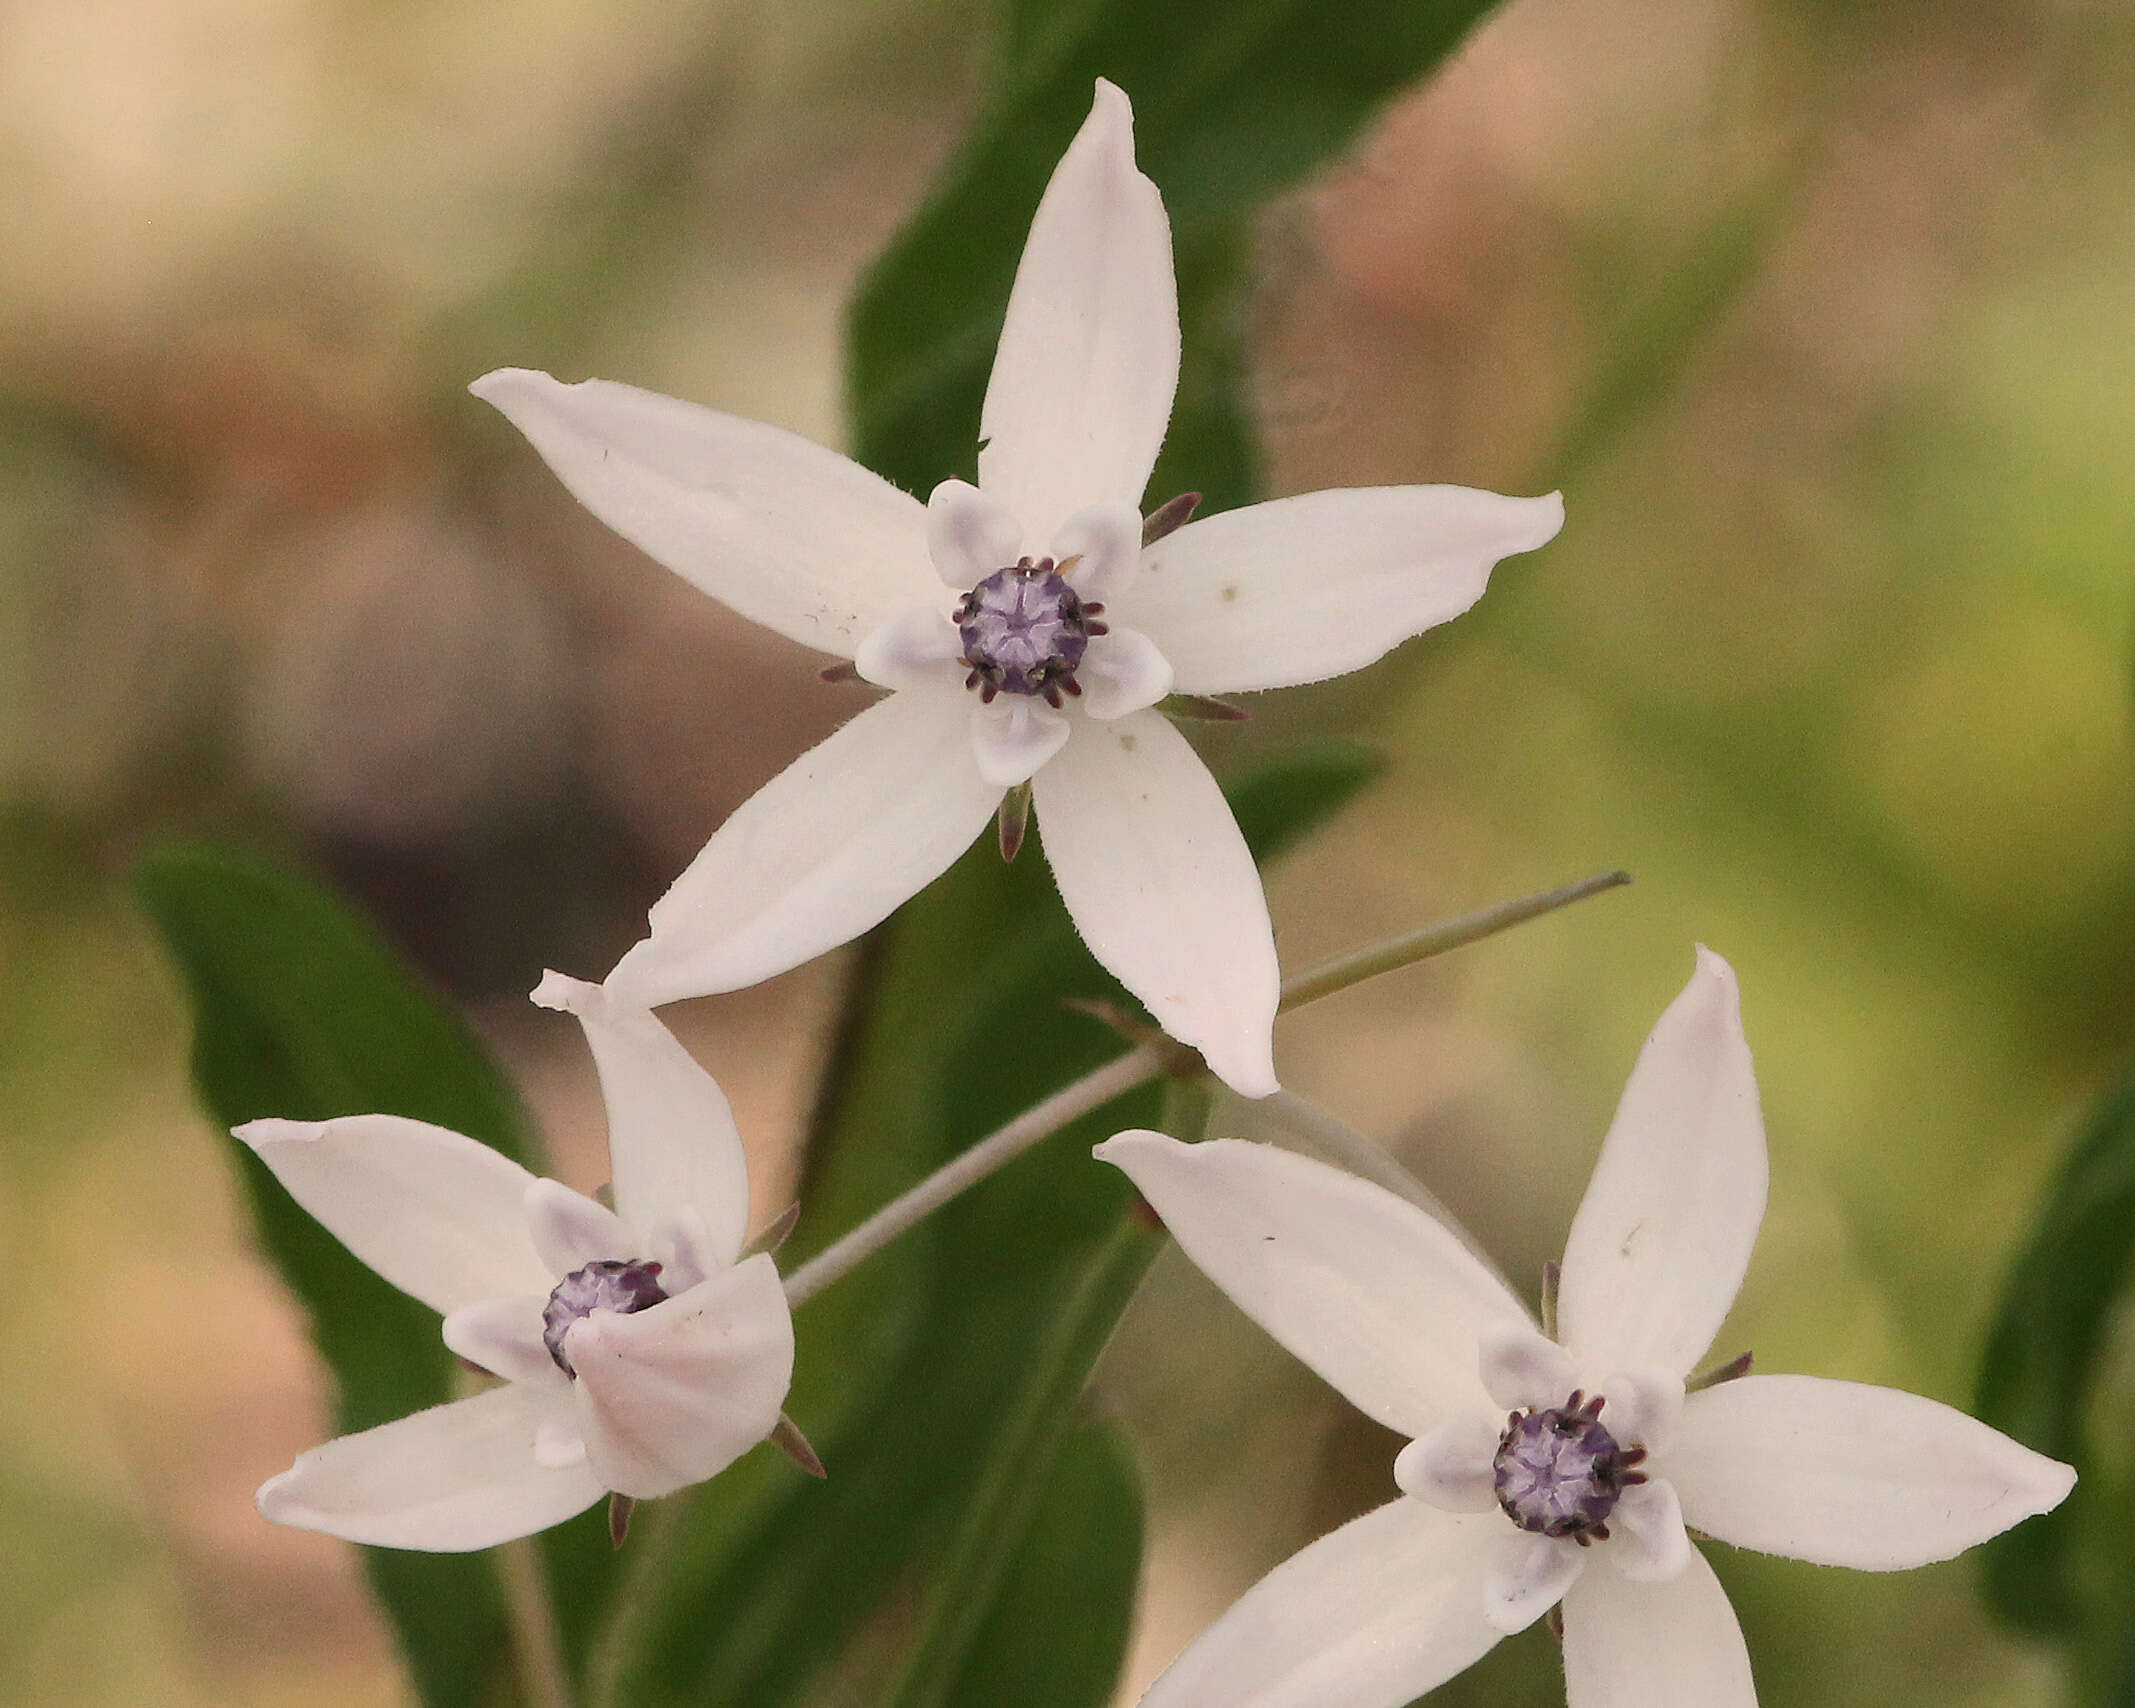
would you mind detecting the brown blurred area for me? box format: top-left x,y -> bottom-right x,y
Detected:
4,0 -> 2133,1702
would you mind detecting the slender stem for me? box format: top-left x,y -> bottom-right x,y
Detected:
782,1046 -> 1161,1307
1261,1089 -> 1520,1301
1276,869 -> 1631,1014
498,1535 -> 576,1708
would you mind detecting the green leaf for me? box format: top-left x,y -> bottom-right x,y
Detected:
847,0 -> 1508,510
935,1418 -> 1146,1708
133,844 -> 613,1704
1976,1054 -> 2135,1638
601,741 -> 1379,1708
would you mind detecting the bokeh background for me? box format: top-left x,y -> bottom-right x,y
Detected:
4,0 -> 2133,1701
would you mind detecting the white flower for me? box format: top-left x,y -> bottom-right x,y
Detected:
241,974 -> 793,1552
1096,949 -> 2073,1708
468,79 -> 1562,1100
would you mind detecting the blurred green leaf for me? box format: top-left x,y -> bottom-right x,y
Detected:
847,0 -> 1508,513
133,844 -> 613,1704
933,1417 -> 1146,1708
601,741 -> 1379,1708
1975,1054 -> 2135,1638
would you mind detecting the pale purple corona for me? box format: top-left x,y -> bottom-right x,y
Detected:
955,559 -> 1105,704
543,1259 -> 669,1376
1494,1394 -> 1640,1541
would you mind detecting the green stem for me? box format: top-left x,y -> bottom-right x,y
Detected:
498,1534 -> 576,1708
780,1047 -> 1161,1307
1276,870 -> 1630,1014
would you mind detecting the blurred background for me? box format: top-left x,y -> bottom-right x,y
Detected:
3,0 -> 2132,1701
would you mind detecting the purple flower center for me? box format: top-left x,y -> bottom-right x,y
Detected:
542,1259 -> 667,1377
956,559 -> 1104,706
1493,1392 -> 1635,1542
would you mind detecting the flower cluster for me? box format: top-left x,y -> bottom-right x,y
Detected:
239,75 -> 2071,1708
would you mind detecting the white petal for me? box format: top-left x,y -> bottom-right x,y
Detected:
1560,1546 -> 1755,1708
1483,1532 -> 1583,1634
234,1116 -> 550,1314
530,973 -> 751,1264
1598,1367 -> 1684,1451
1558,948 -> 1767,1380
1076,627 -> 1173,720
1032,711 -> 1278,1096
1395,1415 -> 1501,1512
1050,500 -> 1144,601
1136,1500 -> 1505,1708
1478,1322 -> 1577,1412
257,1382 -> 603,1551
971,696 -> 1072,787
1667,1374 -> 2077,1570
644,1204 -> 717,1295
856,607 -> 964,691
977,80 -> 1179,547
927,478 -> 1024,586
470,369 -> 935,656
1096,1133 -> 1527,1438
1608,1479 -> 1692,1581
441,1295 -> 556,1386
534,1417 -> 588,1469
568,1254 -> 794,1500
1124,486 -> 1563,694
605,686 -> 1003,1004
525,1177 -> 631,1276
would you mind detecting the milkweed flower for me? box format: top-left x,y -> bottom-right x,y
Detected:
1098,949 -> 2072,1707
242,975 -> 793,1551
471,79 -> 1561,1099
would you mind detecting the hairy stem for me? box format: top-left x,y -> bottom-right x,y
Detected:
1277,870 -> 1630,1014
782,1047 -> 1161,1306
498,1534 -> 576,1708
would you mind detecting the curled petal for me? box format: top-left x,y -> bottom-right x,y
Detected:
1051,500 -> 1145,601
1395,1415 -> 1502,1512
971,696 -> 1072,788
1032,711 -> 1277,1097
1559,948 -> 1767,1381
1124,486 -> 1564,694
856,607 -> 964,691
1077,627 -> 1173,720
1096,1133 -> 1526,1437
605,686 -> 1002,1005
978,80 -> 1179,546
1609,1479 -> 1693,1582
1561,1546 -> 1755,1708
1135,1500 -> 1505,1708
1483,1532 -> 1582,1634
442,1295 -> 556,1386
927,478 -> 1022,587
470,369 -> 936,656
525,1178 -> 631,1276
1479,1323 -> 1577,1412
569,1254 -> 795,1500
1667,1374 -> 2077,1571
257,1382 -> 603,1551
234,1116 -> 550,1314
531,974 -> 751,1264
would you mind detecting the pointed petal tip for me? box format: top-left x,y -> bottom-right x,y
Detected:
1090,76 -> 1134,128
467,366 -> 552,405
232,1117 -> 323,1151
530,969 -> 605,1017
1092,1127 -> 1173,1166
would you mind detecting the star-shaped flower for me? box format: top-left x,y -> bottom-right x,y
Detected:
470,79 -> 1562,1098
241,975 -> 794,1551
1097,949 -> 2073,1707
